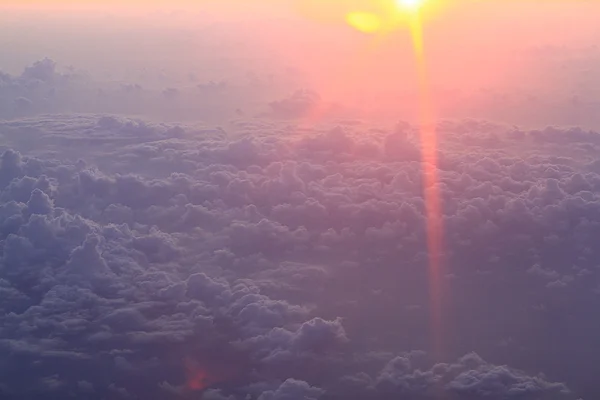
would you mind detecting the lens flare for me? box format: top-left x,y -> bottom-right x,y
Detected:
295,0 -> 445,357
341,0 -> 445,359
346,11 -> 382,33
410,21 -> 444,361
185,358 -> 217,391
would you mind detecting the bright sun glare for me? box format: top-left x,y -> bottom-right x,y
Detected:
396,0 -> 425,11
344,0 -> 429,34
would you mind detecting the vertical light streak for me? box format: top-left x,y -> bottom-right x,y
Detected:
408,13 -> 445,359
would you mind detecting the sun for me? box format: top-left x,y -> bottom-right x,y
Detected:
396,0 -> 426,11
343,0 -> 433,34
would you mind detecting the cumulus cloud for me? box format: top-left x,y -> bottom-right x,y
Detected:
258,379 -> 324,400
376,352 -> 571,399
0,59 -> 291,124
1,112 -> 600,400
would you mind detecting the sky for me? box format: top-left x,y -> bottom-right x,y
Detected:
0,1 -> 600,400
1,0 -> 599,125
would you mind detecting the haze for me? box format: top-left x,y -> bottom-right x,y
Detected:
2,0 -> 599,125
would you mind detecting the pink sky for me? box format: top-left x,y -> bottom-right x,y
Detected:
2,0 -> 598,123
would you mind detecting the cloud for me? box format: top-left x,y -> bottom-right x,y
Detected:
258,379 -> 324,400
2,113 -> 600,399
376,352 -> 571,399
0,59 -> 288,123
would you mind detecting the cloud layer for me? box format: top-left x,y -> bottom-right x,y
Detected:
0,111 -> 599,399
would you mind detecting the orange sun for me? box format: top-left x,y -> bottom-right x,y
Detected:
344,0 -> 430,34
